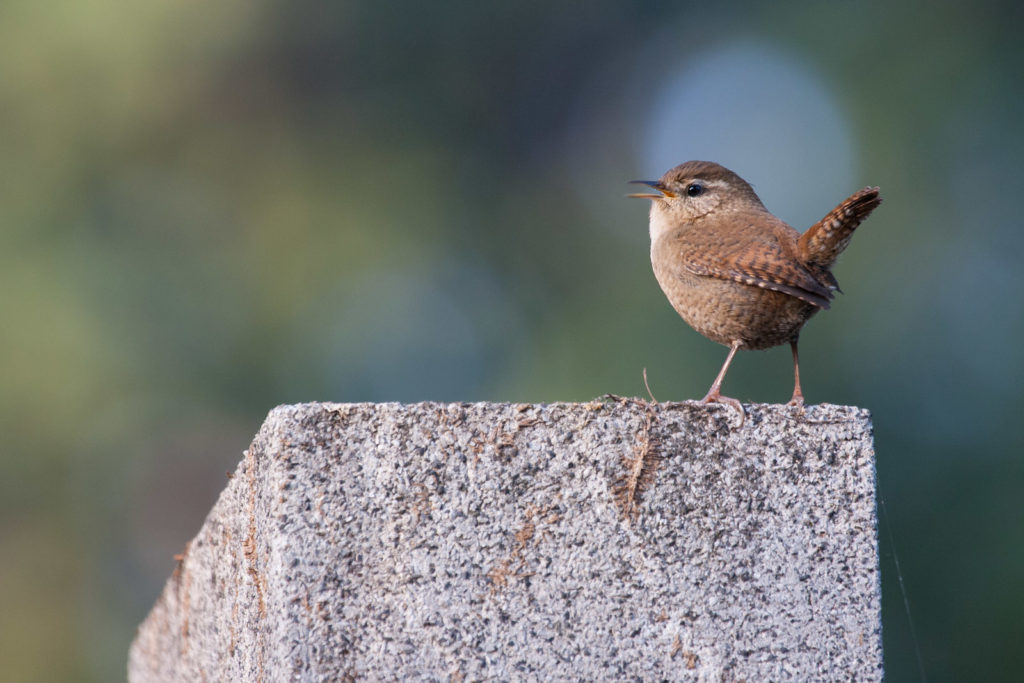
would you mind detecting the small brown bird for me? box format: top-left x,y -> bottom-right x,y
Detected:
630,161 -> 881,419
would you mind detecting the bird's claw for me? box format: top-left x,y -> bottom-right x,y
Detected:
787,393 -> 806,417
700,390 -> 745,427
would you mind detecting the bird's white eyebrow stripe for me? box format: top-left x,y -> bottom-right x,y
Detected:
687,179 -> 727,190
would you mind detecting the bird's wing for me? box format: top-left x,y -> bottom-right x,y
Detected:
663,216 -> 835,309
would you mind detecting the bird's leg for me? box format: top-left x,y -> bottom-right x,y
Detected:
788,339 -> 805,410
701,339 -> 744,424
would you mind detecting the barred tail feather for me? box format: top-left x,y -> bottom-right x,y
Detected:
799,187 -> 881,269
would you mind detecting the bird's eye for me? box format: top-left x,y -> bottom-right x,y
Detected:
686,183 -> 705,197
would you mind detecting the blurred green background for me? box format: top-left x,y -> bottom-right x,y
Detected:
2,0 -> 1022,680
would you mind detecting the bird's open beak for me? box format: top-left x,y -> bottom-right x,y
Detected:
627,180 -> 676,199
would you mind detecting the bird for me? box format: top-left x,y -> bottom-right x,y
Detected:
629,160 -> 881,422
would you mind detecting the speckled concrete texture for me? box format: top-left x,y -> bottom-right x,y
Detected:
129,400 -> 881,681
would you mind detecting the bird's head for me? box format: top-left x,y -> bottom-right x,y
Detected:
629,161 -> 765,241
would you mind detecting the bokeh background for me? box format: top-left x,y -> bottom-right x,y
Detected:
2,1 -> 1022,680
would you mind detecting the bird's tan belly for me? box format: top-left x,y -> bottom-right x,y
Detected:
653,266 -> 818,350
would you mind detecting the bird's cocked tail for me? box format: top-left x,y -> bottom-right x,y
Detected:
798,187 -> 882,269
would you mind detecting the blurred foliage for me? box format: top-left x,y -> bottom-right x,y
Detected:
1,0 -> 1022,680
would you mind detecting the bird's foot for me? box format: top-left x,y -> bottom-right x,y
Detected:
787,392 -> 806,417
700,389 -> 745,427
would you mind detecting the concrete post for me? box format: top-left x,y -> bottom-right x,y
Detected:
129,400 -> 881,681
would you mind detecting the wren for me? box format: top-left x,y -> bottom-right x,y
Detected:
630,160 -> 881,420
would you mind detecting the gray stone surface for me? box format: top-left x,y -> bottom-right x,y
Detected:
129,400 -> 881,682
